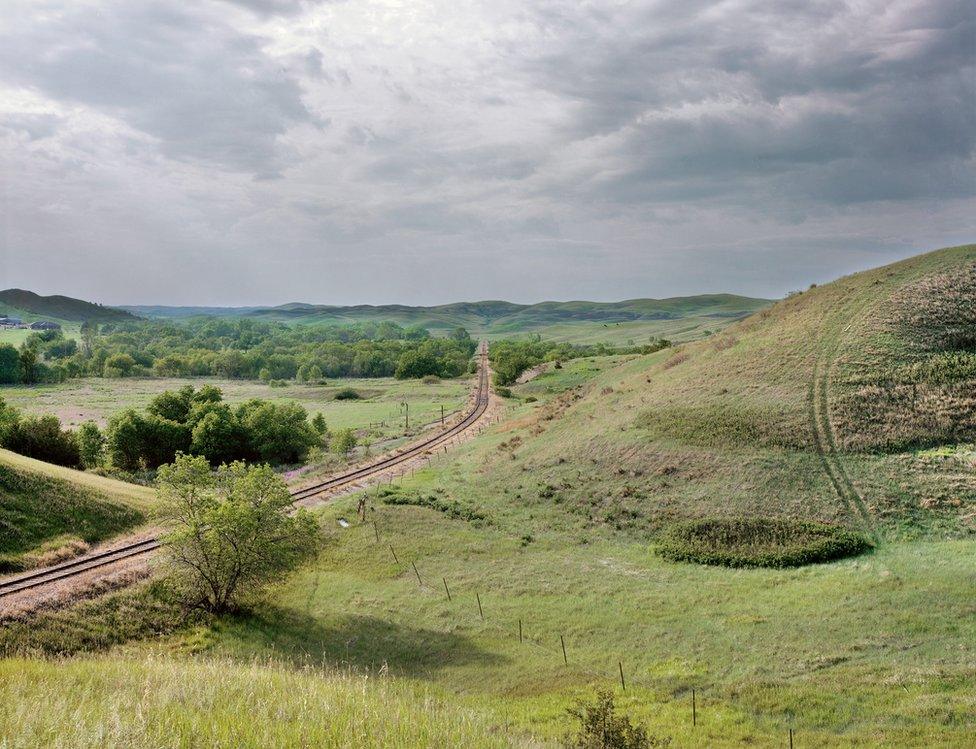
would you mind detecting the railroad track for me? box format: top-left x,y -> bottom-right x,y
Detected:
0,343 -> 492,602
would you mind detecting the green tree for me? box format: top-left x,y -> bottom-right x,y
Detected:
77,421 -> 106,469
190,405 -> 244,466
154,455 -> 319,613
80,320 -> 98,356
331,427 -> 357,456
0,397 -> 20,445
18,347 -> 38,384
394,349 -> 441,379
142,415 -> 191,468
311,412 -> 328,436
103,353 -> 137,377
106,409 -> 146,471
0,344 -> 19,384
237,400 -> 318,464
3,414 -> 80,467
147,385 -> 196,423
153,354 -> 189,377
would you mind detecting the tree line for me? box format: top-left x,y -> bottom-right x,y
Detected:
0,319 -> 477,384
0,385 -> 358,471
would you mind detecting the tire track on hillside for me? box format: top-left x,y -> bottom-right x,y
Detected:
808,293 -> 879,539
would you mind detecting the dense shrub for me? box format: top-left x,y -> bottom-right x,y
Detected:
105,386 -> 320,469
656,517 -> 872,568
2,414 -> 80,467
333,387 -> 362,401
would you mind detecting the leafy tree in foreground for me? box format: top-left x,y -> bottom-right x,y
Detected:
154,455 -> 320,613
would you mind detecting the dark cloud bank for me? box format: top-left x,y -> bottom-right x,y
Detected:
0,0 -> 973,305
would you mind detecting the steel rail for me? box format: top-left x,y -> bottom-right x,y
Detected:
0,343 -> 490,601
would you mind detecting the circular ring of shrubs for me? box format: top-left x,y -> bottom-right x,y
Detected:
656,517 -> 873,568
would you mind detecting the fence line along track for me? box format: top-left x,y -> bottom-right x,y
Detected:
0,343 -> 492,601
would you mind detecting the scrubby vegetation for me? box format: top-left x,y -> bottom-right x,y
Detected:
655,517 -> 873,568
831,261 -> 976,452
566,691 -> 667,748
377,486 -> 488,525
489,337 -> 670,386
0,319 -> 477,384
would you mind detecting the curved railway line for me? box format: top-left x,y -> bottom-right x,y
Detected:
0,343 -> 492,602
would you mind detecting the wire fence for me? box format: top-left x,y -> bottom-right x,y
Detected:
330,496 -> 805,747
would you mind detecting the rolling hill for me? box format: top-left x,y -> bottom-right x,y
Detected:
0,289 -> 137,324
122,294 -> 771,344
4,245 -> 974,746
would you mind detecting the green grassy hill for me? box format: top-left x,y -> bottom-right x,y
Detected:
0,289 -> 137,323
123,295 -> 770,344
4,246 -> 974,747
0,450 -> 153,572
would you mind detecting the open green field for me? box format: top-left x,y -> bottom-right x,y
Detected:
0,375 -> 471,440
0,324 -> 81,348
1,246 -> 974,746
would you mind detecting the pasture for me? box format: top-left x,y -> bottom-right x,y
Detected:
0,375 -> 472,442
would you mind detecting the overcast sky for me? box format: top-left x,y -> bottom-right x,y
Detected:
1,0 -> 973,306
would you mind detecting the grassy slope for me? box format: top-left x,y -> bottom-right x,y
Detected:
0,450 -> 153,570
0,656 -> 534,748
5,246 -> 975,746
190,245 -> 974,745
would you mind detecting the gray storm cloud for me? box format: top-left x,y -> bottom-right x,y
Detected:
0,0 -> 973,305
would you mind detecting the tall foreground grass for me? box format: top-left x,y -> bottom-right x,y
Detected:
0,655 -> 532,748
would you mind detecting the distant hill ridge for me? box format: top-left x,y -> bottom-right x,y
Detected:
0,289 -> 137,323
123,294 -> 770,333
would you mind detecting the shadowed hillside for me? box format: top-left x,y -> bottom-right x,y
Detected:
0,289 -> 137,323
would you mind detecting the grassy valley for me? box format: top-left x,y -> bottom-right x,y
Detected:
2,245 -> 974,746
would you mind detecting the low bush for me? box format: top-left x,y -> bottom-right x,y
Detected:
378,487 -> 487,524
333,387 -> 362,400
565,690 -> 668,748
656,517 -> 872,568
